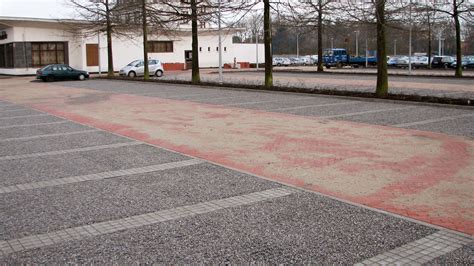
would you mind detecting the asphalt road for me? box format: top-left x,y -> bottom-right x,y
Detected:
0,79 -> 472,263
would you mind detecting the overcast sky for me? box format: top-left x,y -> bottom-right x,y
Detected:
0,0 -> 76,19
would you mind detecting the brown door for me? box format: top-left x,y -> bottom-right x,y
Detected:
184,50 -> 192,70
86,44 -> 98,66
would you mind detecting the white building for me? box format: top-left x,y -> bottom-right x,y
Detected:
0,16 -> 264,75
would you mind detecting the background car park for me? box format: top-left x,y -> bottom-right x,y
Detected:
272,57 -> 291,66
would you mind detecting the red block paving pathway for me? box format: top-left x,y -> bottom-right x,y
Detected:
1,77 -> 473,235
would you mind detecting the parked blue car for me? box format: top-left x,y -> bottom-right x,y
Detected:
36,64 -> 89,82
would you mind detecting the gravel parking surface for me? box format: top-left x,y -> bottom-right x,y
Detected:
0,109 -> 42,118
0,144 -> 188,186
0,130 -> 130,157
1,163 -> 280,240
0,115 -> 63,127
0,91 -> 471,263
1,192 -> 436,264
0,122 -> 91,139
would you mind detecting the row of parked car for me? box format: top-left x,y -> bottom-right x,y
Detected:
273,56 -> 318,66
36,59 -> 165,82
273,54 -> 474,69
386,55 -> 474,69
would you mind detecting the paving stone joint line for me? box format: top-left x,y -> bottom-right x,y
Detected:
0,158 -> 203,194
0,141 -> 141,161
356,231 -> 473,265
0,129 -> 100,142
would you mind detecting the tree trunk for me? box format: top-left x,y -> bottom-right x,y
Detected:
142,0 -> 149,80
105,0 -> 114,77
375,0 -> 388,97
453,0 -> 462,77
263,0 -> 272,88
317,0 -> 323,72
191,0 -> 201,84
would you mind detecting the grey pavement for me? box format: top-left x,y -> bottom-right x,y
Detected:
0,97 -> 472,263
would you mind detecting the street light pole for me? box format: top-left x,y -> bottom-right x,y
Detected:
394,39 -> 397,56
365,33 -> 368,68
255,27 -> 259,71
98,30 -> 101,77
355,31 -> 359,57
217,0 -> 222,84
93,1 -> 101,77
408,0 -> 412,75
331,37 -> 334,50
296,32 -> 299,58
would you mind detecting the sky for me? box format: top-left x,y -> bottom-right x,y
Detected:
0,0 -> 76,19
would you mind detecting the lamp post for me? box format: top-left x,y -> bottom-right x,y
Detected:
408,0 -> 412,75
331,37 -> 334,50
394,39 -> 397,56
217,0 -> 223,84
255,28 -> 259,71
92,0 -> 102,76
355,30 -> 359,57
296,32 -> 300,58
365,33 -> 368,68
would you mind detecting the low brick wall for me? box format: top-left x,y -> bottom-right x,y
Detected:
163,63 -> 185,71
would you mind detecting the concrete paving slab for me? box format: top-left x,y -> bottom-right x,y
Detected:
0,131 -> 130,157
426,241 -> 473,265
0,163 -> 280,240
0,192 -> 436,264
0,144 -> 189,186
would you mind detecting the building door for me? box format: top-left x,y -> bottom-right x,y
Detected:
184,50 -> 192,70
86,44 -> 98,66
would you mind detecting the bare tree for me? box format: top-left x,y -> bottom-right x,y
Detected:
424,0 -> 473,77
337,0 -> 408,97
375,0 -> 388,97
264,0 -> 273,88
160,0 -> 256,84
286,0 -> 335,72
68,0 -> 121,76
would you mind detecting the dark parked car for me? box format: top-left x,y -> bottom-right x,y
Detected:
451,56 -> 474,69
431,56 -> 455,69
36,64 -> 89,82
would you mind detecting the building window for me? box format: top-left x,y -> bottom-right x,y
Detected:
208,47 -> 210,52
0,43 -> 14,68
148,41 -> 173,53
224,47 -> 227,52
31,42 -> 66,67
0,44 -> 6,68
216,47 -> 218,52
199,47 -> 202,52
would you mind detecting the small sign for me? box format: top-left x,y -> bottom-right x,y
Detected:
0,31 -> 7,40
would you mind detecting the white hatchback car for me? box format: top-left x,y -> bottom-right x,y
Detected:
119,59 -> 164,77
